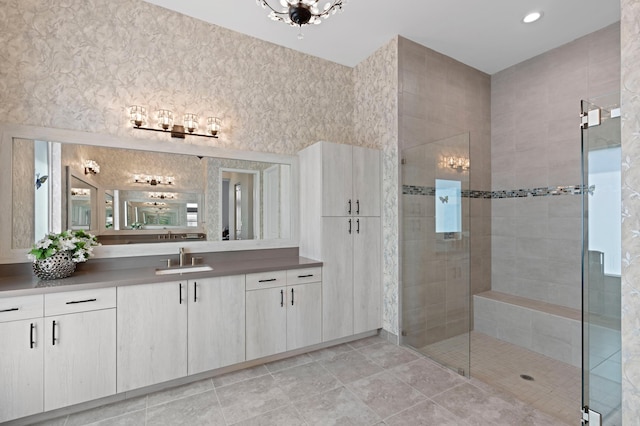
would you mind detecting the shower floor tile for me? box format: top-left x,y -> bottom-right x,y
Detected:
418,331 -> 581,425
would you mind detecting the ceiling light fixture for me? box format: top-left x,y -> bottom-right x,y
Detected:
522,11 -> 543,24
257,1 -> 345,28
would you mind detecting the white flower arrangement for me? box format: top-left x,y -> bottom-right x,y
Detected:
28,230 -> 100,263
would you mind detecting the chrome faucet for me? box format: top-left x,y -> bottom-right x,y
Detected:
179,247 -> 185,267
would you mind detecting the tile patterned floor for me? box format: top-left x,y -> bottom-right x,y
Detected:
32,335 -> 569,426
420,331 -> 581,425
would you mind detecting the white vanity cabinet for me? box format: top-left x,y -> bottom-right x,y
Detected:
187,275 -> 246,375
299,141 -> 382,342
43,288 -> 117,411
117,281 -> 188,392
245,268 -> 322,360
0,295 -> 44,423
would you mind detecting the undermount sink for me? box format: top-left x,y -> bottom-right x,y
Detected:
155,265 -> 214,275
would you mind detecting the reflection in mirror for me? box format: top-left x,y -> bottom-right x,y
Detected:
11,138 -> 292,248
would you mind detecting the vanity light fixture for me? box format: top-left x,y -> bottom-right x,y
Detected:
440,156 -> 470,172
149,192 -> 176,200
71,188 -> 91,196
133,174 -> 175,186
522,11 -> 543,24
83,160 -> 100,175
128,105 -> 221,139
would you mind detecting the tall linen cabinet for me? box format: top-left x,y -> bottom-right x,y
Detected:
298,141 -> 382,341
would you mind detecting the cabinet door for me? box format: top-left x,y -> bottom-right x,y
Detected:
352,146 -> 381,217
246,287 -> 287,360
322,143 -> 353,216
286,282 -> 322,351
0,319 -> 43,423
322,217 -> 354,341
188,276 -> 245,375
353,217 -> 382,334
117,282 -> 188,392
44,309 -> 116,411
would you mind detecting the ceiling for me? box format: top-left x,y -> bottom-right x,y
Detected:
142,0 -> 620,75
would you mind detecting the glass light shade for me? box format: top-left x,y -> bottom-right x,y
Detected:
207,117 -> 221,137
129,105 -> 147,127
183,113 -> 198,133
157,109 -> 174,130
83,159 -> 100,174
165,176 -> 175,185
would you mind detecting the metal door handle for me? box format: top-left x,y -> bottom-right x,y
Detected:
291,288 -> 294,306
52,320 -> 57,346
298,274 -> 313,278
348,199 -> 351,215
0,307 -> 19,313
259,278 -> 277,283
194,282 -> 198,302
179,283 -> 183,304
357,218 -> 360,234
356,199 -> 360,215
66,298 -> 97,305
348,219 -> 352,234
30,323 -> 36,349
280,289 -> 284,307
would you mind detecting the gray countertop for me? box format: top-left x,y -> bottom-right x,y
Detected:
0,256 -> 322,298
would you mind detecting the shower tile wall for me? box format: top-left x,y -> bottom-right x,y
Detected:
398,37 -> 491,346
490,23 -> 620,311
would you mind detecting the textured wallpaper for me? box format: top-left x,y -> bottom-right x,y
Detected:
621,0 -> 640,421
354,38 -> 399,337
0,0 -> 354,155
11,139 -> 35,249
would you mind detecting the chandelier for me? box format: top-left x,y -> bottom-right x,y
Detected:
257,0 -> 345,27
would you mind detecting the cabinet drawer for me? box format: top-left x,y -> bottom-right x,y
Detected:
0,295 -> 43,322
45,287 -> 116,316
286,267 -> 322,285
246,270 -> 287,291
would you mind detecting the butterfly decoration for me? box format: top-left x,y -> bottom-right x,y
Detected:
35,173 -> 48,189
439,195 -> 449,204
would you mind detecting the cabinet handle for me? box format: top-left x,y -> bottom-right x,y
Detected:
65,298 -> 97,305
291,288 -> 294,306
179,283 -> 183,304
280,289 -> 284,307
52,320 -> 57,346
348,219 -> 352,234
356,199 -> 360,215
194,282 -> 198,303
0,307 -> 19,313
258,278 -> 277,283
348,199 -> 352,215
298,274 -> 313,278
356,218 -> 360,234
30,323 -> 36,349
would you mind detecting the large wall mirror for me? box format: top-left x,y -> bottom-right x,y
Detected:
0,123 -> 297,262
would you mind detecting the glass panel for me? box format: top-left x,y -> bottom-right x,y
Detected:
401,133 -> 470,376
582,95 -> 622,425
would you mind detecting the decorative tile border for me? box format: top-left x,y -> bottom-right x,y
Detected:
402,185 -> 594,198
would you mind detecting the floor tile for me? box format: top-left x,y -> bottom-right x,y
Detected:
231,405 -> 306,426
271,362 -> 340,401
147,378 -> 214,407
92,410 -> 146,426
65,396 -> 147,426
146,389 -> 224,426
347,372 -> 426,419
319,350 -> 384,383
391,358 -> 465,397
307,343 -> 354,361
30,417 -> 68,426
296,386 -> 380,426
348,335 -> 387,349
358,342 -> 418,368
216,374 -> 289,424
212,365 -> 270,388
384,400 -> 469,426
265,353 -> 313,373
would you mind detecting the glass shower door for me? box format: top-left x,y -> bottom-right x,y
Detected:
401,133 -> 470,376
581,95 -> 622,425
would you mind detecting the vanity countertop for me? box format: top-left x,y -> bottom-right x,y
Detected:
0,256 -> 322,298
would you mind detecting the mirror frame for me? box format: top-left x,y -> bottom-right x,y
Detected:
0,122 -> 299,264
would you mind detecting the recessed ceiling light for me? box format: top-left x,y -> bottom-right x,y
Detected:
522,11 -> 543,24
